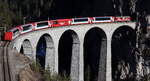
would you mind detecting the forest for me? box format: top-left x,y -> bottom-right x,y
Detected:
0,0 -> 149,29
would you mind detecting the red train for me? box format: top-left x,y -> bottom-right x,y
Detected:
4,16 -> 131,41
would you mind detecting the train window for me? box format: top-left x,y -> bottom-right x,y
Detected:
95,17 -> 111,21
74,18 -> 88,22
13,29 -> 19,36
53,21 -> 58,24
22,24 -> 32,31
37,22 -> 48,27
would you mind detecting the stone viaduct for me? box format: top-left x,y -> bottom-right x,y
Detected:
10,22 -> 136,81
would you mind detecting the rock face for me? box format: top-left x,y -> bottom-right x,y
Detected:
12,50 -> 43,81
111,16 -> 150,81
18,66 -> 43,81
111,0 -> 150,81
111,1 -> 150,79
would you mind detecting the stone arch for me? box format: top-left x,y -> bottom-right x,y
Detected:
84,27 -> 107,81
20,39 -> 33,59
36,33 -> 55,70
111,26 -> 136,81
58,30 -> 80,81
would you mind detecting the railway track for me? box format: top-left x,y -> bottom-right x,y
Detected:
1,41 -> 14,81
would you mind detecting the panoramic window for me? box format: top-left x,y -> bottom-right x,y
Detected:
53,21 -> 58,24
73,18 -> 88,22
13,29 -> 19,36
37,22 -> 48,28
95,17 -> 111,21
22,24 -> 32,31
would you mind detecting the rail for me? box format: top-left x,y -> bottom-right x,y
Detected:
1,42 -> 15,81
